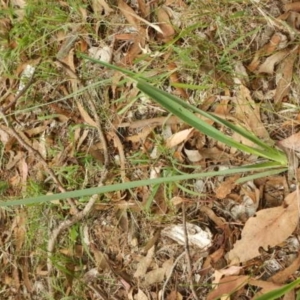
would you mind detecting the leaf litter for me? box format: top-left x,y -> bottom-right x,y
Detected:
2,0 -> 300,299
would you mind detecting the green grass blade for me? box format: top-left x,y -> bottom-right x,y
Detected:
136,81 -> 286,164
79,55 -> 286,165
0,164 -> 285,207
235,168 -> 288,184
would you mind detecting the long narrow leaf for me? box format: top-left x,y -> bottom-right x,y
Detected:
136,80 -> 286,164
80,55 -> 286,165
0,164 -> 286,207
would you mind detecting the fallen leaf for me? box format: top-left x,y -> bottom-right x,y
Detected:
284,2 -> 300,12
166,128 -> 194,148
12,210 -> 26,252
76,102 -> 97,127
88,46 -> 112,62
161,223 -> 212,249
268,251 -> 300,284
215,175 -> 239,199
168,62 -> 189,98
137,0 -> 149,18
213,266 -> 243,286
134,289 -> 148,300
207,275 -> 249,300
235,85 -> 270,140
118,0 -> 141,29
227,190 -> 299,263
184,148 -> 202,162
257,50 -> 288,74
157,6 -> 175,42
277,132 -> 300,151
274,46 -> 298,109
166,290 -> 183,300
92,0 -> 113,16
134,246 -> 155,278
144,268 -> 165,285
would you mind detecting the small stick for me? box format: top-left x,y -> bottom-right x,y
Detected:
161,251 -> 185,300
182,203 -> 200,300
46,173 -> 107,294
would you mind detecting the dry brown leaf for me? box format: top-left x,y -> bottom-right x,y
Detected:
18,156 -> 28,191
157,6 -> 175,42
144,268 -> 165,285
12,210 -> 26,252
134,246 -> 155,278
92,0 -> 113,16
76,102 -> 97,127
277,132 -> 300,151
184,148 -> 202,162
215,175 -> 240,199
89,243 -> 110,270
125,126 -> 155,143
168,62 -> 189,99
213,266 -> 243,286
284,2 -> 300,12
144,259 -> 173,286
207,275 -> 249,300
235,85 -> 270,140
137,0 -> 149,18
248,33 -> 285,72
268,251 -> 300,284
118,0 -> 141,29
135,289 -> 148,300
274,47 -> 298,109
166,128 -> 193,148
257,50 -> 288,74
166,290 -> 183,300
227,190 -> 299,263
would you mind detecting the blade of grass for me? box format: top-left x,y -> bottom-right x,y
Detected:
136,80 -> 286,164
0,164 -> 287,207
79,55 -> 287,165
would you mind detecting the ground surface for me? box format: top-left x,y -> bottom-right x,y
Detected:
1,0 -> 300,299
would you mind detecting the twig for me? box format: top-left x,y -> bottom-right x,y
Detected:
46,173 -> 107,294
161,251 -> 185,300
46,71 -> 110,295
182,203 -> 200,300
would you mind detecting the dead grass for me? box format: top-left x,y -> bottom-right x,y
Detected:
1,0 -> 300,299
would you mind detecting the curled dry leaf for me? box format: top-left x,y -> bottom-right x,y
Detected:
227,190 -> 299,263
257,50 -> 288,74
161,223 -> 212,249
157,6 -> 175,42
